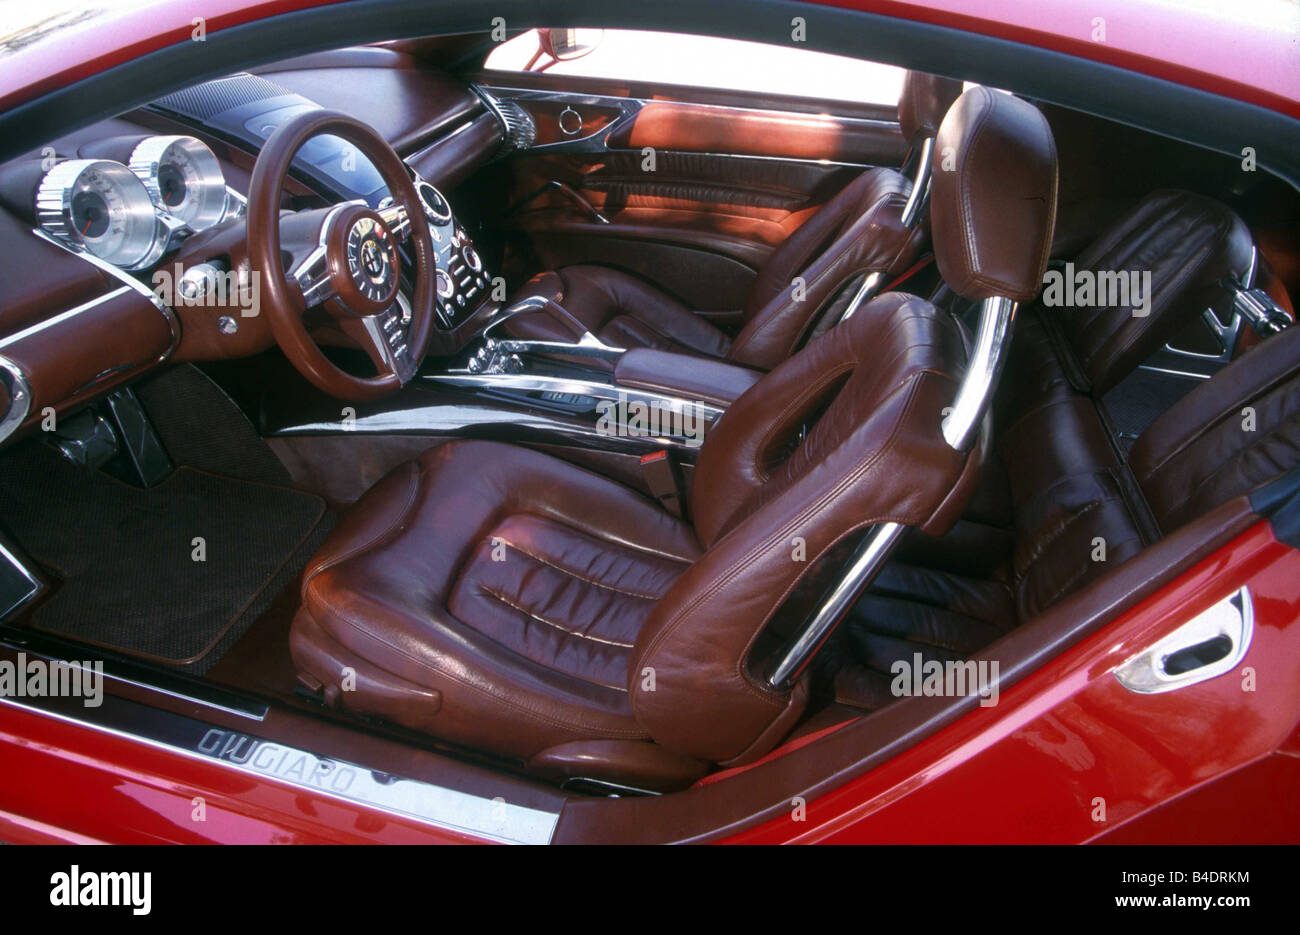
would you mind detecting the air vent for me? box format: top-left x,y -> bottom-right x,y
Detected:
474,87 -> 536,157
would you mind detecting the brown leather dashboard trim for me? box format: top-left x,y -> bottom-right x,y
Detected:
405,113 -> 504,190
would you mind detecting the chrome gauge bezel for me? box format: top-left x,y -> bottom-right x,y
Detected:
415,181 -> 453,225
35,159 -> 162,270
129,135 -> 228,233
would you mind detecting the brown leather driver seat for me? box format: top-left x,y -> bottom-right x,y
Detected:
502,71 -> 963,370
290,87 -> 1059,790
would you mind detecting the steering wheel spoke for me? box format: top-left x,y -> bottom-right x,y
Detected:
378,201 -> 411,242
290,243 -> 336,308
339,300 -> 418,383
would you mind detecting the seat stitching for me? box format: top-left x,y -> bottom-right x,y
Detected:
476,583 -> 637,657
498,538 -> 665,600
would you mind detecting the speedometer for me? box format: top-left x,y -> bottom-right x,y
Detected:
35,159 -> 160,269
129,136 -> 228,232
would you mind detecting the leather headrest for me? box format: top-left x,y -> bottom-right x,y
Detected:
897,70 -> 963,143
930,87 -> 1058,304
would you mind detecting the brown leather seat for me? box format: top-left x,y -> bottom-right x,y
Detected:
290,87 -> 1058,788
503,71 -> 963,370
1034,189 -> 1253,395
832,194 -> 1286,710
1130,324 -> 1300,533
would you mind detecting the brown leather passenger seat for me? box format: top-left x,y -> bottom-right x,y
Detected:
503,71 -> 963,369
830,190 -> 1291,712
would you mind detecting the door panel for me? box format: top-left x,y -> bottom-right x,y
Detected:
477,71 -> 906,310
609,100 -> 903,163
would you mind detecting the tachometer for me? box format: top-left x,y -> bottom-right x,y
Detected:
36,159 -> 160,269
129,136 -> 228,232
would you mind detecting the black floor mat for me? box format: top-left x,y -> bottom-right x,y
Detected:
1102,367 -> 1202,451
0,441 -> 327,673
135,363 -> 292,486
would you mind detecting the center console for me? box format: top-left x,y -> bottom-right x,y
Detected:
272,176 -> 761,466
410,179 -> 493,331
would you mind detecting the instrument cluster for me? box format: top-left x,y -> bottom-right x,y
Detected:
35,135 -> 240,270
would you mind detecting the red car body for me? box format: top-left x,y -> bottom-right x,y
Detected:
0,0 -> 1296,845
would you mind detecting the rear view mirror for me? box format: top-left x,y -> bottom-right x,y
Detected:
536,27 -> 603,65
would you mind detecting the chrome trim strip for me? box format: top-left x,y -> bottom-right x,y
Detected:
271,398 -> 708,454
0,355 -> 33,446
942,296 -> 1017,451
767,522 -> 905,688
837,270 -> 885,324
900,136 -> 933,227
32,228 -> 181,360
1136,363 -> 1212,381
0,533 -> 45,620
0,287 -> 132,350
0,691 -> 559,844
426,371 -> 725,422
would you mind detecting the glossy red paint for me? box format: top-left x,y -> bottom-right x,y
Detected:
724,521 -> 1300,843
0,0 -> 347,113
815,0 -> 1300,118
0,522 -> 1292,843
0,701 -> 477,844
0,0 -> 1296,116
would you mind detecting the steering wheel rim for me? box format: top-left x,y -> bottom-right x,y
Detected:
247,109 -> 436,401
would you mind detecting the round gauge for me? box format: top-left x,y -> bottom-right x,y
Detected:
416,181 -> 452,225
461,244 -> 482,272
35,159 -> 160,269
435,268 -> 455,299
129,136 -> 228,232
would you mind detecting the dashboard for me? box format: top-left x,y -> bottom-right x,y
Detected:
0,56 -> 511,448
35,136 -> 245,270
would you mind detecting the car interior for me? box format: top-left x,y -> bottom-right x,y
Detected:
0,26 -> 1295,838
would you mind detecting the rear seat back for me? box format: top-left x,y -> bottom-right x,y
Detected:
1130,326 -> 1300,533
987,189 -> 1257,615
1056,190 -> 1253,394
833,188 -> 1291,711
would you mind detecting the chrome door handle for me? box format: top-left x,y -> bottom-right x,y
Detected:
1114,587 -> 1253,694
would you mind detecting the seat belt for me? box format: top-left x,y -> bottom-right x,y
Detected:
639,450 -> 685,519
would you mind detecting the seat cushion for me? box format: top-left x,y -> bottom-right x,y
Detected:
290,439 -> 702,761
504,266 -> 733,359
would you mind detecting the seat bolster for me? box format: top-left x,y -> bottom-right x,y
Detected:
1129,328 -> 1300,532
505,266 -> 732,359
744,167 -> 914,318
634,302 -> 973,762
728,172 -> 923,370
